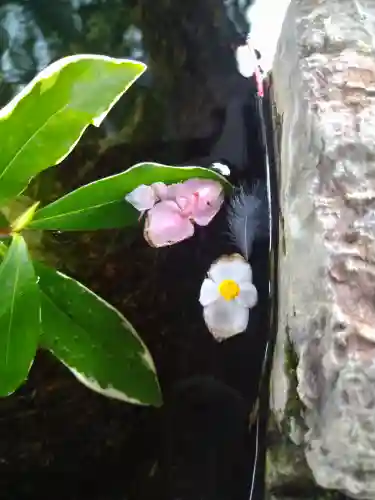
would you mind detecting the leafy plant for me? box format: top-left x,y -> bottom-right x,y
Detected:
0,53 -> 229,405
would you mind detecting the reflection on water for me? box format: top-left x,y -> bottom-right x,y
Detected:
0,1 -> 276,500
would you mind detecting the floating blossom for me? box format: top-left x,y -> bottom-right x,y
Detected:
199,254 -> 258,341
144,179 -> 224,247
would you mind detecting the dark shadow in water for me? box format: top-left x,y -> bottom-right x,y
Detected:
0,1 -> 278,499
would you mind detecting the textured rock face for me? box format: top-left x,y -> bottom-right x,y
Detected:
271,0 -> 375,498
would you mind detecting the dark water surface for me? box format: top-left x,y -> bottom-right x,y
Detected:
0,1 -> 277,499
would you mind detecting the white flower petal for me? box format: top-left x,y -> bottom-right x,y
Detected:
199,278 -> 220,306
203,298 -> 249,341
125,184 -> 157,211
210,162 -> 231,176
208,254 -> 252,285
236,44 -> 259,78
237,282 -> 258,308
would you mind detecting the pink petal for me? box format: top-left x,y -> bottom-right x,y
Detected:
173,179 -> 224,225
175,195 -> 197,216
175,196 -> 191,211
163,183 -> 180,199
125,184 -> 157,211
176,179 -> 221,198
192,194 -> 224,226
192,181 -> 224,226
151,182 -> 182,202
173,179 -> 202,198
151,182 -> 169,200
144,200 -> 194,247
194,179 -> 224,206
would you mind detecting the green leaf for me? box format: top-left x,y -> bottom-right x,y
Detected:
36,262 -> 162,406
12,201 -> 40,232
0,235 -> 40,396
29,162 -> 232,231
0,55 -> 146,205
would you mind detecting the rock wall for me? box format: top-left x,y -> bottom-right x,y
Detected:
270,0 -> 375,498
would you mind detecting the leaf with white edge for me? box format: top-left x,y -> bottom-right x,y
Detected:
0,235 -> 40,396
0,55 -> 146,205
36,262 -> 161,406
29,162 -> 232,231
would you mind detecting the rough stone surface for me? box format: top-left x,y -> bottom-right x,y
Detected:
271,0 -> 375,498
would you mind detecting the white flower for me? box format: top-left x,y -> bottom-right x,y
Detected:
199,253 -> 258,341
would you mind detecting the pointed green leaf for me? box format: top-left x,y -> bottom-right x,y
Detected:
36,262 -> 161,406
0,235 -> 40,396
29,162 -> 232,231
0,55 -> 146,205
12,202 -> 40,232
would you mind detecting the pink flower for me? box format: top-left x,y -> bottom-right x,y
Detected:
144,179 -> 224,247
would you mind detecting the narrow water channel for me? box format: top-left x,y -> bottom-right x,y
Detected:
0,1 -> 279,499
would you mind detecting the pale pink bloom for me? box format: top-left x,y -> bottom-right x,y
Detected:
144,179 -> 224,247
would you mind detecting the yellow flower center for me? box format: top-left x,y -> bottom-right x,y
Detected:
218,279 -> 240,301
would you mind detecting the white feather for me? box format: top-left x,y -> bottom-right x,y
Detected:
227,181 -> 268,261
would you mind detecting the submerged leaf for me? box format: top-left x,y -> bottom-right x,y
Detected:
0,235 -> 40,396
0,55 -> 146,204
36,262 -> 162,406
29,162 -> 232,231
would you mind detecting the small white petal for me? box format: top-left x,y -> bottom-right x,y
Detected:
199,278 -> 220,306
125,184 -> 157,211
211,162 -> 231,176
208,254 -> 252,285
236,44 -> 258,78
237,282 -> 258,308
203,299 -> 249,341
